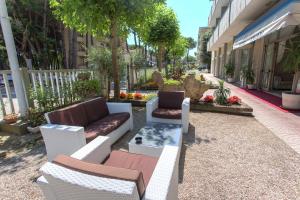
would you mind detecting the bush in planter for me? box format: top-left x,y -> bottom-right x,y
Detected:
26,108 -> 46,128
214,80 -> 231,105
120,92 -> 127,99
241,65 -> 255,85
134,93 -> 143,100
280,33 -> 300,109
224,63 -> 235,78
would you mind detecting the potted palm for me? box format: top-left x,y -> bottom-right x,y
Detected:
224,63 -> 235,83
281,34 -> 300,109
241,65 -> 255,89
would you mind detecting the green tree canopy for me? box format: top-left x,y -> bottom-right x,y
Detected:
146,4 -> 180,71
50,0 -> 164,99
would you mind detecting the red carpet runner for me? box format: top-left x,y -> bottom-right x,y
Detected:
237,88 -> 300,113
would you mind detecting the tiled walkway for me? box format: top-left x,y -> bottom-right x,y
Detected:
204,73 -> 300,154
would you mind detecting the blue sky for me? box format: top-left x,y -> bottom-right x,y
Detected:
167,0 -> 211,55
128,0 -> 211,56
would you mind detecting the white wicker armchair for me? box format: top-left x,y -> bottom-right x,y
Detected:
146,92 -> 190,134
37,136 -> 180,200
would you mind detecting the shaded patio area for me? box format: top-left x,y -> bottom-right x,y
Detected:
1,108 -> 300,199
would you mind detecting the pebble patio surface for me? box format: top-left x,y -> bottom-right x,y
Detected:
1,108 -> 300,199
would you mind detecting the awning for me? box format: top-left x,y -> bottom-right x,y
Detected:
233,0 -> 300,49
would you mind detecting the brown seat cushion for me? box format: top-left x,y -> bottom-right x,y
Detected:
158,91 -> 185,109
84,112 -> 130,141
83,97 -> 109,123
152,108 -> 182,119
53,154 -> 146,197
48,103 -> 89,127
104,150 -> 158,188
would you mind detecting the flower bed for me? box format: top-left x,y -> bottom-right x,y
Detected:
191,95 -> 253,116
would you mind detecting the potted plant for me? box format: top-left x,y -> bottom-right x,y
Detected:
224,63 -> 235,83
214,80 -> 231,105
280,34 -> 300,109
3,113 -> 18,124
26,108 -> 45,134
241,65 -> 255,89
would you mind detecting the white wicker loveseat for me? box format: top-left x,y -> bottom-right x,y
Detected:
41,97 -> 133,161
146,91 -> 190,133
37,136 -> 180,200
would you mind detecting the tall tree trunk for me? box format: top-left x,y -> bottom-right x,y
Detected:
111,19 -> 120,100
107,77 -> 111,98
42,0 -> 48,68
158,46 -> 164,72
186,49 -> 189,68
144,45 -> 147,60
71,30 -> 77,68
133,31 -> 137,48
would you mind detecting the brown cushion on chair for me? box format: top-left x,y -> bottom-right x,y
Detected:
48,104 -> 89,127
104,150 -> 158,188
158,91 -> 184,109
53,154 -> 146,197
85,112 -> 130,139
83,97 -> 109,123
152,108 -> 182,119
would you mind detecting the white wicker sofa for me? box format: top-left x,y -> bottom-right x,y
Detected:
146,91 -> 190,133
37,136 -> 180,200
41,97 -> 133,161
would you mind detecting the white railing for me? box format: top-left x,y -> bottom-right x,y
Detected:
0,68 -> 97,119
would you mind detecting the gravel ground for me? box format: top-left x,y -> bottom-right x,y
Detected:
1,108 -> 300,199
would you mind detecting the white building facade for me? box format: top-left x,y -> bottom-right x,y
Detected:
207,0 -> 300,93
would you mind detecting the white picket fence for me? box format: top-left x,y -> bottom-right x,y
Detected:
0,68 -> 97,119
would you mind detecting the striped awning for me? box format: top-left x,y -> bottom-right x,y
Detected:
233,0 -> 300,49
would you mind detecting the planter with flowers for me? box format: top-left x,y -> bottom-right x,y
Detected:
112,92 -> 156,107
191,81 -> 253,115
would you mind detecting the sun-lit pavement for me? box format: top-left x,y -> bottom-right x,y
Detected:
203,73 -> 300,154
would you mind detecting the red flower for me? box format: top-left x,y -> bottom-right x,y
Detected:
134,93 -> 143,100
204,95 -> 214,103
227,96 -> 241,105
120,92 -> 127,99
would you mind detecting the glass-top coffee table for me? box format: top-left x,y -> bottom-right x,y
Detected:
129,123 -> 182,157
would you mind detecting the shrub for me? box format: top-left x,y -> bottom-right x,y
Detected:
77,72 -> 91,81
163,78 -> 182,86
73,79 -> 100,100
228,96 -> 241,105
214,80 -> 231,105
204,95 -> 214,103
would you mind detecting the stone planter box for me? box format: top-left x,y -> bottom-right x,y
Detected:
0,120 -> 29,135
191,101 -> 253,116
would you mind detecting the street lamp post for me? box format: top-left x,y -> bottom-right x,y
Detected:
0,0 -> 27,116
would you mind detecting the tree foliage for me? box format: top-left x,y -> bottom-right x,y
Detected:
50,0 -> 164,99
146,4 -> 180,72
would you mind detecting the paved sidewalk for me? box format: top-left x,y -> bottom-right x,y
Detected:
204,73 -> 300,154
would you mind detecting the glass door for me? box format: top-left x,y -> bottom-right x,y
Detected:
261,44 -> 275,90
